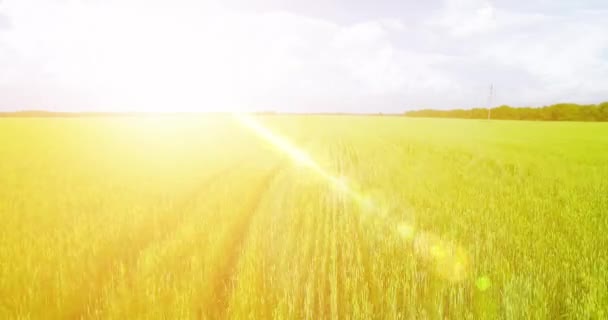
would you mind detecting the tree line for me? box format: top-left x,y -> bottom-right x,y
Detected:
405,102 -> 608,121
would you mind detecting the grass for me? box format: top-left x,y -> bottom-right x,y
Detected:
1,115 -> 607,319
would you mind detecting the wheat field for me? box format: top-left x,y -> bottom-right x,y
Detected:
1,115 -> 607,319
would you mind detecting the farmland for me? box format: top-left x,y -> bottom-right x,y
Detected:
1,115 -> 607,319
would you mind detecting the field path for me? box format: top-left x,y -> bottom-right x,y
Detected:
66,165 -> 237,320
198,164 -> 282,319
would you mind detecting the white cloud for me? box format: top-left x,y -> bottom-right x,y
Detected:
0,0 -> 607,112
476,11 -> 608,104
422,0 -> 608,107
431,0 -> 497,37
0,1 -> 423,111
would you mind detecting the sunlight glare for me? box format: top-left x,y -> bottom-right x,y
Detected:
233,113 -> 471,282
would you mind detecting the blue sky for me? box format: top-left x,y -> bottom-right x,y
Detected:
0,0 -> 607,112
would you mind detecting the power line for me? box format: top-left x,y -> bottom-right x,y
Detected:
487,84 -> 493,120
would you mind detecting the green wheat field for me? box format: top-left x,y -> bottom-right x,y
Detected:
1,115 -> 607,319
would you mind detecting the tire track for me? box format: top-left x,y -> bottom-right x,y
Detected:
66,165 -> 237,320
294,189 -> 320,319
352,208 -> 379,315
317,191 -> 333,317
198,164 -> 282,320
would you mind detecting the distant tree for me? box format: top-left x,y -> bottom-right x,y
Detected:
492,105 -> 516,120
404,101 -> 608,122
470,108 -> 487,119
599,102 -> 608,121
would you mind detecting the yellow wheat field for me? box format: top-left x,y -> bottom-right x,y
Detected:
1,115 -> 607,319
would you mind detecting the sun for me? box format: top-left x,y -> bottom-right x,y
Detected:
55,2 -> 256,113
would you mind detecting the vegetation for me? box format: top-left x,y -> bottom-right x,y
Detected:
1,115 -> 607,319
406,102 -> 608,121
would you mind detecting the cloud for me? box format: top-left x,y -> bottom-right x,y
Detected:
0,2 -> 423,111
417,0 -> 608,107
0,0 -> 607,112
430,0 -> 497,37
476,10 -> 608,105
0,14 -> 10,30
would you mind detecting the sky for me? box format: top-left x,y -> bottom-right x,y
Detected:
0,0 -> 607,113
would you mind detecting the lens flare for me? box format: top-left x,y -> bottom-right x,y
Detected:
476,276 -> 492,291
397,223 -> 416,241
234,113 -> 323,173
233,113 -> 471,282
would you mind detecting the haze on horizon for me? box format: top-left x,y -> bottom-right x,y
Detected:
0,0 -> 607,113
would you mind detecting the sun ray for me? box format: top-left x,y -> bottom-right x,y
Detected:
232,112 -> 471,282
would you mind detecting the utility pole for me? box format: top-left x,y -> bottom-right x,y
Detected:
487,84 -> 494,120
